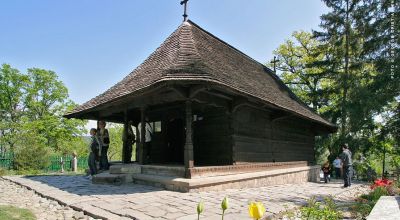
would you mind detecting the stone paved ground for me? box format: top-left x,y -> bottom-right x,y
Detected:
1,175 -> 368,220
0,177 -> 100,220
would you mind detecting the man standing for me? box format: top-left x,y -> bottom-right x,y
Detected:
332,156 -> 342,178
340,144 -> 353,187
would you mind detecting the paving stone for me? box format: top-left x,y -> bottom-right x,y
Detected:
1,176 -> 369,220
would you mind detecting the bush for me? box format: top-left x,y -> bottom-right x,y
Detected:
300,197 -> 342,220
13,144 -> 51,171
0,168 -> 6,176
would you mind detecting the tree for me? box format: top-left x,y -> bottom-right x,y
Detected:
0,64 -> 29,153
0,64 -> 86,159
22,68 -> 86,151
271,0 -> 399,166
269,31 -> 334,114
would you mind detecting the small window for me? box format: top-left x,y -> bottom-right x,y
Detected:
154,121 -> 162,133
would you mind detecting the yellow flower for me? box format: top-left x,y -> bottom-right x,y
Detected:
248,202 -> 266,220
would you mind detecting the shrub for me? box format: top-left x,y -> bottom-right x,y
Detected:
13,144 -> 51,171
300,197 -> 342,220
0,168 -> 6,176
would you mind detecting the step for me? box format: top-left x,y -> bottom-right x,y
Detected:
141,165 -> 185,177
92,172 -> 132,185
132,165 -> 320,192
132,173 -> 189,192
109,164 -> 141,174
109,163 -> 185,177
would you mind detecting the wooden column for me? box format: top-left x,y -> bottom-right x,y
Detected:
135,126 -> 139,162
122,109 -> 130,163
184,100 -> 194,171
139,107 -> 146,164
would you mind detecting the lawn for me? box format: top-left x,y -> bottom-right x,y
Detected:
0,205 -> 36,220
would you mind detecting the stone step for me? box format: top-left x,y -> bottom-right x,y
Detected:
92,172 -> 132,185
132,173 -> 189,192
132,165 -> 320,193
109,163 -> 185,177
141,165 -> 185,177
109,164 -> 141,174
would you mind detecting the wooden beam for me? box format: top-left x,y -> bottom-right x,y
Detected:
184,100 -> 194,174
139,107 -> 146,164
231,98 -> 249,113
169,86 -> 188,99
122,109 -> 130,163
189,85 -> 207,98
271,111 -> 292,122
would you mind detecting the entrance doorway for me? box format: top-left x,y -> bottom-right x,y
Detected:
166,118 -> 185,164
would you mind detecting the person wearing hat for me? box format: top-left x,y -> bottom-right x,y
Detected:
340,143 -> 353,187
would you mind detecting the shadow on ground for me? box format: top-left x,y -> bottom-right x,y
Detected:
22,175 -> 165,196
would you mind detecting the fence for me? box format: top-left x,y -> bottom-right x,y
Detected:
46,155 -> 89,172
0,152 -> 88,172
0,152 -> 13,170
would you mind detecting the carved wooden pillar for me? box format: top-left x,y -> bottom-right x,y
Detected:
139,107 -> 146,164
122,109 -> 130,163
184,100 -> 194,172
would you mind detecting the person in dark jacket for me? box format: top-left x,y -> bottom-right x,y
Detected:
340,143 -> 353,187
98,121 -> 110,170
88,128 -> 100,178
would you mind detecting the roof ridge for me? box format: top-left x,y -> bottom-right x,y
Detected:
166,21 -> 211,75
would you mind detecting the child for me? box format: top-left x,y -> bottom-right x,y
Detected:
88,128 -> 100,178
322,161 -> 332,183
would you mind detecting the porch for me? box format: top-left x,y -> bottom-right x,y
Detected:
92,161 -> 320,192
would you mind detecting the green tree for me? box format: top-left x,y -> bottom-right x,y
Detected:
22,68 -> 86,152
1,64 -> 87,170
271,0 -> 399,166
107,123 -> 124,161
270,31 -> 334,113
0,64 -> 29,153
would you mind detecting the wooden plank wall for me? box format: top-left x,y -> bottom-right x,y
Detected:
193,107 -> 232,166
232,106 -> 315,163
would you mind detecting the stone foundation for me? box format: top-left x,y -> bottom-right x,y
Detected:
93,162 -> 320,192
131,165 -> 321,192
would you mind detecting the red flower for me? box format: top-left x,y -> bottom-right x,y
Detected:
370,178 -> 393,190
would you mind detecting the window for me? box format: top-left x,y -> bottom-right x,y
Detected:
154,121 -> 162,133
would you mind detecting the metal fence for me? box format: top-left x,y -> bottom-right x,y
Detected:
0,152 -> 88,172
0,152 -> 13,170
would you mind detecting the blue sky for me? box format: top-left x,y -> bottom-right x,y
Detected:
0,0 -> 329,105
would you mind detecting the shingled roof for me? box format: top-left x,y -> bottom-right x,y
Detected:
65,20 -> 336,130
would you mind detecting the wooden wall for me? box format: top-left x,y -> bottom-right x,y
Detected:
232,106 -> 315,163
143,104 -> 233,166
193,107 -> 232,166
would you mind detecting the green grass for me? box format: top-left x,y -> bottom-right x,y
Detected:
0,205 -> 36,220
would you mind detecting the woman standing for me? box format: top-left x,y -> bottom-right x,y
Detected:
98,121 -> 110,170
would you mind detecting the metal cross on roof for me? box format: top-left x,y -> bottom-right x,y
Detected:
180,0 -> 189,21
270,56 -> 280,73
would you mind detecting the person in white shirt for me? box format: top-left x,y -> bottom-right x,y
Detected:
332,156 -> 342,178
138,117 -> 153,163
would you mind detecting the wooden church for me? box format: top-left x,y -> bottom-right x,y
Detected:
65,16 -> 336,191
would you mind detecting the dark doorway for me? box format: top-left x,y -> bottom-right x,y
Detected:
166,118 -> 185,164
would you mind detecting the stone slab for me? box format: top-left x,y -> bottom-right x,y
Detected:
2,175 -> 368,220
367,196 -> 400,220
